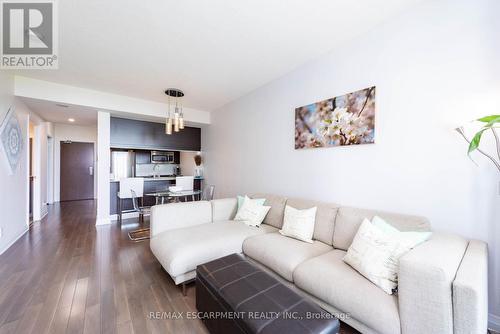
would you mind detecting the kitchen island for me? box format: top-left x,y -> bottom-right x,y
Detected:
110,177 -> 203,215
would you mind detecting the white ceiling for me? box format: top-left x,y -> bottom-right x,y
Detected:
15,0 -> 423,111
21,97 -> 97,126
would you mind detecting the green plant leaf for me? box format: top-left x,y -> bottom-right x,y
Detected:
477,115 -> 500,123
484,116 -> 500,128
468,128 -> 487,154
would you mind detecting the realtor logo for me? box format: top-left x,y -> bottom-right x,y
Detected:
1,0 -> 58,69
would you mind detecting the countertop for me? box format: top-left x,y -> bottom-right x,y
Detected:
110,176 -> 204,183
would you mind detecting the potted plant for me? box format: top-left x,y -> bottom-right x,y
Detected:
456,115 -> 500,172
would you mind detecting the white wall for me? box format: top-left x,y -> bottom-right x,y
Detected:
180,151 -> 198,176
204,0 -> 500,328
0,73 -> 29,254
53,123 -> 97,202
28,111 -> 50,220
96,111 -> 110,225
15,77 -> 211,126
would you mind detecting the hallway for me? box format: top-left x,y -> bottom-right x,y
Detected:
0,200 -> 207,334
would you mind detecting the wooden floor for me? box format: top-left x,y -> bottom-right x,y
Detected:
0,200 -> 358,334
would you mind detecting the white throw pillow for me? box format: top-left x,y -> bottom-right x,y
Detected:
279,205 -> 317,243
343,218 -> 431,294
371,216 -> 432,248
234,196 -> 271,227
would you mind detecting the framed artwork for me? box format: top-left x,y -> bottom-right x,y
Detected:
295,86 -> 376,149
1,107 -> 24,174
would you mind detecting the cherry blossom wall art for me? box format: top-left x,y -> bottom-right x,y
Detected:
295,86 -> 376,149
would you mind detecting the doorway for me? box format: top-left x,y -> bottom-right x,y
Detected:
60,141 -> 94,201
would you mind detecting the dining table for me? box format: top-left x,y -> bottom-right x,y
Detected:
145,189 -> 202,204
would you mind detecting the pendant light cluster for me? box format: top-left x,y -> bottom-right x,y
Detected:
165,88 -> 185,135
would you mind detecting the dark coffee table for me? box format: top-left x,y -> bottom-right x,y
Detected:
196,253 -> 339,334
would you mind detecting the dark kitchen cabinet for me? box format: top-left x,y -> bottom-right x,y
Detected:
135,151 -> 151,164
110,178 -> 204,215
110,117 -> 201,151
194,178 -> 202,191
110,181 -> 132,215
135,150 -> 179,164
143,180 -> 174,206
110,179 -> 174,214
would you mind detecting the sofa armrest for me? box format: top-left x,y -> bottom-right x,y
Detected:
150,201 -> 212,237
453,240 -> 488,334
211,198 -> 238,221
398,232 -> 468,334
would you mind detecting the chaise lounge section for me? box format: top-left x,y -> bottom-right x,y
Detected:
150,194 -> 488,334
150,198 -> 278,285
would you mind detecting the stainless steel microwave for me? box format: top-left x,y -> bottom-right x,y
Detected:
151,151 -> 174,164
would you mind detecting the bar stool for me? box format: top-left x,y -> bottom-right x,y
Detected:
117,177 -> 144,222
127,190 -> 152,242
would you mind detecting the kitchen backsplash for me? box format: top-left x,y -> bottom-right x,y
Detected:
136,164 -> 177,177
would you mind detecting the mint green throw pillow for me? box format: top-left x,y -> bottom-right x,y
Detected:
237,195 -> 266,210
372,215 -> 432,248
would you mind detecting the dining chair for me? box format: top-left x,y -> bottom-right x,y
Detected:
117,177 -> 144,223
201,185 -> 215,201
175,176 -> 194,191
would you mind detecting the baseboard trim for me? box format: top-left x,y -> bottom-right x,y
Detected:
95,217 -> 111,226
110,212 -> 139,221
0,227 -> 29,256
36,209 -> 48,222
489,313 -> 500,332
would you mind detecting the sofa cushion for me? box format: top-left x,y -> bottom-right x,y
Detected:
211,198 -> 238,221
293,250 -> 401,334
250,194 -> 287,229
150,221 -> 277,280
286,198 -> 339,245
333,206 -> 431,250
242,233 -> 332,282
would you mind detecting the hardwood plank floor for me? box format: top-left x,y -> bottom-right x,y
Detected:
0,200 -> 359,334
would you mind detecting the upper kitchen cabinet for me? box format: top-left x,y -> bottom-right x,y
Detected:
110,117 -> 201,151
135,150 -> 150,164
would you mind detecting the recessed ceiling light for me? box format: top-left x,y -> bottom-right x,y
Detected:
56,104 -> 69,108
68,118 -> 75,122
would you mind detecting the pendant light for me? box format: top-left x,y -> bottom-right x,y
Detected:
166,94 -> 173,134
165,88 -> 185,135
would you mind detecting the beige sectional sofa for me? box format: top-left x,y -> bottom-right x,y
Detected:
150,194 -> 488,334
